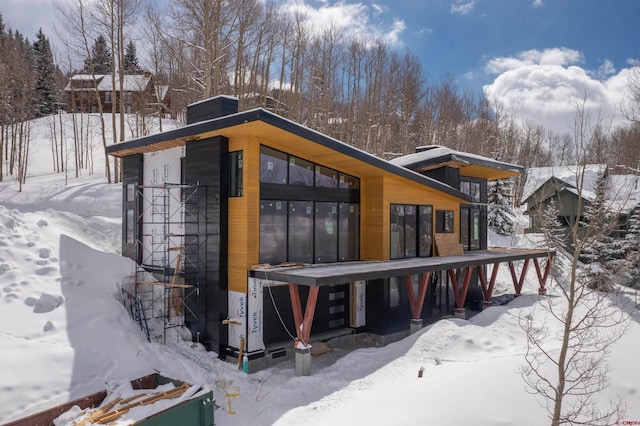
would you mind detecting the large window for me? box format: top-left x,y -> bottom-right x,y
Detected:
289,156 -> 314,186
260,146 -> 359,189
436,210 -> 454,233
391,204 -> 433,259
229,151 -> 243,197
418,206 -> 433,257
289,201 -> 314,263
258,200 -> 359,264
460,178 -> 485,251
260,146 -> 288,184
460,207 -> 481,250
339,203 -> 359,261
315,202 -> 338,263
259,200 -> 287,264
460,180 -> 481,202
259,146 -> 360,265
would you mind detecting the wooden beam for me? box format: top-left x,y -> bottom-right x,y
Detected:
403,272 -> 431,320
477,263 -> 500,303
448,267 -> 472,309
508,258 -> 531,295
288,284 -> 320,346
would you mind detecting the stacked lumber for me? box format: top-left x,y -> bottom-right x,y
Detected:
56,383 -> 192,426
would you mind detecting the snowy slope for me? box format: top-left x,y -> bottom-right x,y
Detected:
1,114 -> 640,425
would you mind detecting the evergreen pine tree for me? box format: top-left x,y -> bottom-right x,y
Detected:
487,179 -> 515,235
623,207 -> 640,288
541,198 -> 565,249
123,40 -> 142,73
581,171 -> 623,290
83,35 -> 112,74
32,28 -> 58,117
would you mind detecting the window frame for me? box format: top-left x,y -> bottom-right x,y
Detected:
390,204 -> 434,259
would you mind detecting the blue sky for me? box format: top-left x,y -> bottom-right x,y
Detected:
1,0 -> 639,132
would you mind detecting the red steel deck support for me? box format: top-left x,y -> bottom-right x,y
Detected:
448,267 -> 473,309
288,284 -> 320,346
477,263 -> 500,304
533,256 -> 553,293
508,258 -> 531,295
403,272 -> 432,320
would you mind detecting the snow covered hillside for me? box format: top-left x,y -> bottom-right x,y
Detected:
1,114 -> 640,425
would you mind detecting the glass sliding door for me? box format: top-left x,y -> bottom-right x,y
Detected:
315,202 -> 338,263
418,206 -> 433,257
289,201 -> 314,263
339,203 -> 359,261
259,200 -> 287,264
404,205 -> 417,258
390,204 -> 404,259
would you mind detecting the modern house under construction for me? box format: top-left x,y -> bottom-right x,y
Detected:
106,96 -> 554,374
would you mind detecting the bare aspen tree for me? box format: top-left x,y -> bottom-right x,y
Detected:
55,0 -> 112,182
623,63 -> 640,125
520,97 -> 630,426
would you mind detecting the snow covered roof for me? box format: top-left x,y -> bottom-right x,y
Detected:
65,74 -> 152,93
522,165 -> 640,214
390,145 -> 524,181
520,164 -> 606,204
69,74 -> 107,80
97,74 -> 151,92
608,174 -> 640,214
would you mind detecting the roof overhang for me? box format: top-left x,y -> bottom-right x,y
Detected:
105,108 -> 472,202
392,147 -> 523,181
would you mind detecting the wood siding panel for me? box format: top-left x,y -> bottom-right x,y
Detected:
361,176 -> 385,260
227,136 -> 260,294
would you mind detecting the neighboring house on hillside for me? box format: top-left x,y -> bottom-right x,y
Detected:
64,72 -> 171,116
522,165 -> 640,240
105,96 -> 553,375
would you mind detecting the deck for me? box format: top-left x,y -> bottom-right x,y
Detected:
250,248 -> 555,351
250,248 -> 554,286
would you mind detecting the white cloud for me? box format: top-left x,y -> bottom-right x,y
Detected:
371,3 -> 386,15
450,1 -> 477,15
596,59 -> 616,78
281,0 -> 405,47
414,27 -> 434,38
382,19 -> 406,46
532,0 -> 543,8
483,49 -> 631,133
484,48 -> 583,74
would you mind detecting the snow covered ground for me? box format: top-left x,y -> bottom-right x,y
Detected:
1,114 -> 640,425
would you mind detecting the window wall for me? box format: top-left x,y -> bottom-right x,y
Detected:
390,204 -> 433,259
259,146 -> 360,265
460,177 -> 486,251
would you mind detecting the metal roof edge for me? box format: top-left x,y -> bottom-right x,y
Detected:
105,108 -> 471,201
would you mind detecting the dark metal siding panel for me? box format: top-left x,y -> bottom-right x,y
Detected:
186,97 -> 239,124
122,154 -> 143,261
185,136 -> 229,356
364,279 -> 384,331
423,166 -> 460,189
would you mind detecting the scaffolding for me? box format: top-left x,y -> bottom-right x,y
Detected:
124,183 -> 201,344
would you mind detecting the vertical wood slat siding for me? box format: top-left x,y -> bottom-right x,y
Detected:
122,154 -> 143,261
227,136 -> 260,294
363,175 -> 461,261
185,136 -> 228,355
